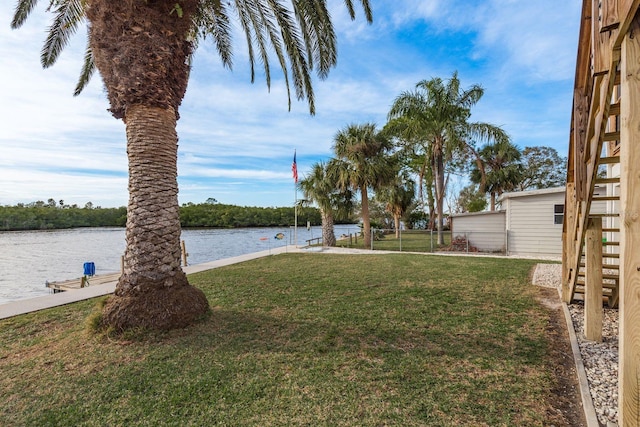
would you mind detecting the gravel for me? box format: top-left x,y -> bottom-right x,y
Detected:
532,263 -> 619,427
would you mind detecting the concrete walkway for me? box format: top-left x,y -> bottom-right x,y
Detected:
0,245 -> 301,320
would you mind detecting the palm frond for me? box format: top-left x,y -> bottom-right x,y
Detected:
11,0 -> 40,29
73,35 -> 94,96
233,0 -> 259,84
266,0 -> 316,112
195,0 -> 234,69
342,0 -> 372,22
41,0 -> 86,68
292,0 -> 337,77
237,0 -> 275,87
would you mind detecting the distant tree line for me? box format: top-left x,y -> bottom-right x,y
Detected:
0,199 -> 329,231
179,201 -> 324,228
0,200 -> 127,231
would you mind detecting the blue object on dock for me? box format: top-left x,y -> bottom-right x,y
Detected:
83,262 -> 95,277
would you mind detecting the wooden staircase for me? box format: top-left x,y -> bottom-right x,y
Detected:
563,2 -> 640,422
563,70 -> 621,307
567,152 -> 620,307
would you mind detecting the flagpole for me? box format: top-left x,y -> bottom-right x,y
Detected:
292,150 -> 298,247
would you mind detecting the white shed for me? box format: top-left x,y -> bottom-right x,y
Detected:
499,187 -> 567,257
500,186 -> 607,256
450,186 -> 607,257
450,210 -> 506,253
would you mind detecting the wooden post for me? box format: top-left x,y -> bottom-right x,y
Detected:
619,13 -> 640,425
181,240 -> 188,266
584,217 -> 603,342
563,182 -> 577,302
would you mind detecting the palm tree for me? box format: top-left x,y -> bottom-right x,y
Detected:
298,161 -> 354,247
331,123 -> 395,248
377,169 -> 415,239
387,72 -> 510,245
12,1 -> 372,331
470,140 -> 523,210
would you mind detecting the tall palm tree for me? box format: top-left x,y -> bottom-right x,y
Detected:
383,120 -> 436,230
12,0 -> 372,331
377,169 -> 415,238
331,123 -> 395,248
298,160 -> 354,247
387,72 -> 509,244
470,140 -> 523,210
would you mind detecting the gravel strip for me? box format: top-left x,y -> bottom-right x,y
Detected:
532,264 -> 618,426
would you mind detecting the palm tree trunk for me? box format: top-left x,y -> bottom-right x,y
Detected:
321,210 -> 336,247
433,142 -> 446,246
361,187 -> 371,248
427,188 -> 436,230
394,214 -> 400,239
490,192 -> 496,211
422,161 -> 436,230
102,105 -> 209,331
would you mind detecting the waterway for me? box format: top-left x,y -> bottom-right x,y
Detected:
0,225 -> 358,305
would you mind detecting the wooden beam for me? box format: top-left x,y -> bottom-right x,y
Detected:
575,0 -> 594,93
613,0 -> 640,49
574,90 -> 589,200
609,102 -> 621,116
603,130 -> 621,141
563,182 -> 577,302
585,217 -> 603,342
601,0 -> 621,31
593,0 -> 614,74
598,155 -> 621,163
619,10 -> 640,425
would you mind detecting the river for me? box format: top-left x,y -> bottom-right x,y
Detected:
0,225 -> 358,305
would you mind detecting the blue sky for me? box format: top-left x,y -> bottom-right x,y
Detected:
0,1 -> 581,208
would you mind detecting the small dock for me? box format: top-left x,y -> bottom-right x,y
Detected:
46,272 -> 121,293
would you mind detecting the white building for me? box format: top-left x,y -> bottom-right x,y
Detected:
451,186 -> 606,257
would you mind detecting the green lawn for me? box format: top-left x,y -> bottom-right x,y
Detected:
1,253 -> 566,426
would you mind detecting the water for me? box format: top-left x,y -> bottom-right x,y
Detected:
0,225 -> 358,305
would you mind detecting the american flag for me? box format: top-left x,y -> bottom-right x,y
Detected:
292,151 -> 298,183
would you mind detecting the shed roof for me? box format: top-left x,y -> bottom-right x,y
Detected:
498,186 -> 566,202
450,210 -> 505,219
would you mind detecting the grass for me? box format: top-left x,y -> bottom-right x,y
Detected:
0,253 -> 563,426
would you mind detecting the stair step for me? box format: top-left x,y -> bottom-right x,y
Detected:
580,263 -> 620,270
603,228 -> 620,232
592,196 -> 620,201
595,177 -> 621,184
574,286 -> 615,295
608,103 -> 620,116
603,241 -> 619,246
576,282 -> 617,290
589,213 -> 620,217
577,272 -> 619,280
603,131 -> 620,142
598,156 -> 620,165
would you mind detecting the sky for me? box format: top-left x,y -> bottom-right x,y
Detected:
0,0 -> 581,208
